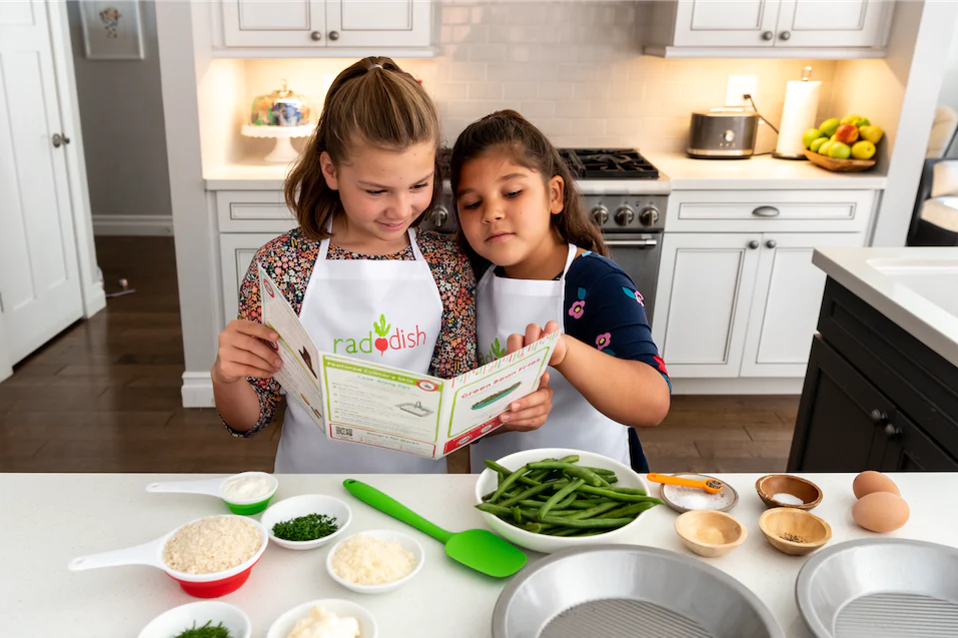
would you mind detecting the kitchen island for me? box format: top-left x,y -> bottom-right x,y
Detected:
3,472 -> 956,637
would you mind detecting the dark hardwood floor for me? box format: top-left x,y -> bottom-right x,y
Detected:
0,237 -> 796,474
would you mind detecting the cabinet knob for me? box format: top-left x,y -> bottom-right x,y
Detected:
762,31 -> 774,41
748,240 -> 760,250
780,31 -> 791,41
884,423 -> 902,438
433,206 -> 449,227
310,31 -> 322,41
328,30 -> 340,41
765,239 -> 777,249
52,133 -> 70,148
869,409 -> 886,424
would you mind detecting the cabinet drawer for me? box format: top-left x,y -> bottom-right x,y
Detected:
668,190 -> 876,233
216,191 -> 297,232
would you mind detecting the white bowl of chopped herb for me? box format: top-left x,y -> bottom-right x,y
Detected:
261,494 -> 352,550
138,601 -> 251,638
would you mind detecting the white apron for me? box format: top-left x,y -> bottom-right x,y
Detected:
470,244 -> 630,469
275,226 -> 444,473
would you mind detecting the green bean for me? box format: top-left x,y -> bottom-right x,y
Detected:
606,487 -> 648,495
538,478 -> 585,520
497,482 -> 553,508
513,506 -> 523,525
584,467 -> 616,476
489,464 -> 530,502
476,502 -> 519,517
484,460 -> 541,488
554,492 -> 578,510
546,527 -> 580,537
574,485 -> 661,502
563,501 -> 620,520
603,501 -> 658,519
527,461 -> 604,487
536,515 -> 634,529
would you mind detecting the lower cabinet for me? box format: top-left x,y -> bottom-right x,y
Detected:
652,231 -> 865,378
219,232 -> 283,322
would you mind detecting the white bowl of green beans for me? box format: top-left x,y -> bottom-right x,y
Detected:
260,494 -> 352,550
474,448 -> 660,554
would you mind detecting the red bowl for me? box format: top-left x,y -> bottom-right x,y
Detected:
168,553 -> 263,598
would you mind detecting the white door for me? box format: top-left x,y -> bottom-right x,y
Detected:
652,233 -> 762,378
326,0 -> 431,47
672,0 -> 781,47
222,0 -> 326,47
0,0 -> 84,365
776,0 -> 892,48
741,232 -> 865,377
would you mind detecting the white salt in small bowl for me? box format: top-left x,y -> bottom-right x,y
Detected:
659,473 -> 739,514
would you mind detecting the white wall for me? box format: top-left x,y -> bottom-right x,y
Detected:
67,0 -> 172,235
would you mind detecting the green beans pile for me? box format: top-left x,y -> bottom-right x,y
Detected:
477,455 -> 663,538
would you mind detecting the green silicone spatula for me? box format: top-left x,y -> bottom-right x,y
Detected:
343,478 -> 526,578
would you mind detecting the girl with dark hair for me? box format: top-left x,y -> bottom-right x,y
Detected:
211,62 -> 550,473
451,110 -> 671,472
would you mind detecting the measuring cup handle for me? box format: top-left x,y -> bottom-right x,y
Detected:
146,477 -> 223,496
68,539 -> 160,571
343,479 -> 452,544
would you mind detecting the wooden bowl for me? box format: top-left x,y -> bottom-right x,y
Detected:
759,508 -> 832,556
674,510 -> 747,558
804,149 -> 876,172
755,474 -> 823,511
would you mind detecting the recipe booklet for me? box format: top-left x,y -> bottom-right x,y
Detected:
258,266 -> 558,460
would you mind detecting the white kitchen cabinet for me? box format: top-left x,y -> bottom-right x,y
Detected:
653,230 -> 867,378
646,0 -> 894,58
219,232 -> 282,325
740,232 -> 865,377
221,0 -> 433,50
653,233 -> 763,377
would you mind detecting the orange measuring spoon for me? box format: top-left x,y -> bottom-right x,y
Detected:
647,473 -> 724,494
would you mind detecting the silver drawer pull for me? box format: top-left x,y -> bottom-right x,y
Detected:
605,239 -> 658,248
752,206 -> 781,217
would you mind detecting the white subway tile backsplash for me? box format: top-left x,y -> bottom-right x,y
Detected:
241,2 -> 838,152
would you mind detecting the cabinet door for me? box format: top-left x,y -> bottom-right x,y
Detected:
741,232 -> 864,377
879,412 -> 958,471
776,0 -> 892,48
222,0 -> 325,47
652,233 -> 761,377
220,233 -> 282,325
326,0 -> 431,47
672,0 -> 780,47
788,336 -> 887,472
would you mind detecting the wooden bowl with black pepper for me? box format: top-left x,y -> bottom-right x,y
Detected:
759,508 -> 832,556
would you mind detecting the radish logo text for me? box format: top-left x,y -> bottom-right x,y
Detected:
333,313 -> 427,356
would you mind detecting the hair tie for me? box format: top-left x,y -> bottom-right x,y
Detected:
368,64 -> 383,71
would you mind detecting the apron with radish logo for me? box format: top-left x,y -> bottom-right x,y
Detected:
470,244 -> 630,470
274,225 -> 443,473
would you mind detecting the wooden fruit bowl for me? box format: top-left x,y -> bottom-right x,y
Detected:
804,149 -> 876,172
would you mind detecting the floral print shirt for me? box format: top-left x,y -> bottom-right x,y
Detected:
224,227 -> 477,438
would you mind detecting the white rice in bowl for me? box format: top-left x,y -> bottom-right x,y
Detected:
162,516 -> 262,575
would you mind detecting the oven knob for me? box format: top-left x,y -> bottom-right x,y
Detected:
614,206 -> 634,226
724,129 -> 736,143
591,205 -> 609,225
639,206 -> 660,227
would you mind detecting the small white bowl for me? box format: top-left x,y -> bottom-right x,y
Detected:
325,530 -> 424,594
138,601 -> 251,638
260,494 -> 352,550
266,599 -> 378,638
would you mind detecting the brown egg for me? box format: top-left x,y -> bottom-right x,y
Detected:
852,471 -> 901,499
852,492 -> 910,532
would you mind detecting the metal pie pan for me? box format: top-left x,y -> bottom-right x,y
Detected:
492,545 -> 784,638
796,539 -> 958,638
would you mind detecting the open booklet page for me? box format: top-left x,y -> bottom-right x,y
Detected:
258,265 -> 558,459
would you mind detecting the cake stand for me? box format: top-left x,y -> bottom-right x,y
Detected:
241,124 -> 314,163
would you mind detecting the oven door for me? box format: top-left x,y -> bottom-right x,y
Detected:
603,232 -> 662,323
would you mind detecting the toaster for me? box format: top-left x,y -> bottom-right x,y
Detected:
687,111 -> 759,159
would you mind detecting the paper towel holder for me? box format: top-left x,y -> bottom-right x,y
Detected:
773,66 -> 821,160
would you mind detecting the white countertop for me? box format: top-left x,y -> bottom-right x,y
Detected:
813,247 -> 958,369
3,472 -> 954,638
203,153 -> 886,192
645,152 -> 887,191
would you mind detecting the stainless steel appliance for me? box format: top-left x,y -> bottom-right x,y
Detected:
687,111 -> 759,158
426,148 -> 666,322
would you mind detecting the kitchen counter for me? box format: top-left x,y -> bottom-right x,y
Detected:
4,472 -> 955,637
645,152 -> 888,190
813,247 -> 958,369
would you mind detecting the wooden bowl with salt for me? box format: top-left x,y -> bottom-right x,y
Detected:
755,474 -> 822,511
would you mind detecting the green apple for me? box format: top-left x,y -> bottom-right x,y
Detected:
803,128 -> 826,149
855,117 -> 871,127
828,142 -> 852,160
819,118 -> 841,137
859,125 -> 884,144
852,140 -> 876,160
818,141 -> 834,156
840,114 -> 861,126
810,137 -> 828,153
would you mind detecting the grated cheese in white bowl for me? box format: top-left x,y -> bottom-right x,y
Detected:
330,534 -> 417,586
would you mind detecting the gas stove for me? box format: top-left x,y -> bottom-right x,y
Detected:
559,148 -> 659,180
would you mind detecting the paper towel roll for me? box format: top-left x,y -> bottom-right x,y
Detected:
775,80 -> 822,159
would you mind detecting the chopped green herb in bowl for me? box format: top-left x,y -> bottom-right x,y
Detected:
173,620 -> 233,638
272,513 -> 339,542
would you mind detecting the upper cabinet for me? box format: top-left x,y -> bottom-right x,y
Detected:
219,0 -> 435,55
646,0 -> 895,58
